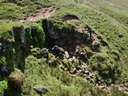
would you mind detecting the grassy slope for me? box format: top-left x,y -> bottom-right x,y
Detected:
22,55 -> 108,96
53,0 -> 128,80
0,0 -> 128,96
82,0 -> 128,26
80,0 -> 128,82
21,2 -> 128,95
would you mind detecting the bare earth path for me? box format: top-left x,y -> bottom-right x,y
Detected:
20,7 -> 56,23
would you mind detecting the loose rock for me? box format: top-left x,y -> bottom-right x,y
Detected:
41,48 -> 49,58
33,87 -> 48,96
51,45 -> 65,59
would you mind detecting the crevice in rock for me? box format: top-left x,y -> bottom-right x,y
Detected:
62,14 -> 80,21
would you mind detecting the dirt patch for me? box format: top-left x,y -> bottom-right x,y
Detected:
20,7 -> 56,23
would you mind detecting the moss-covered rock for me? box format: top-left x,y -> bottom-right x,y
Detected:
7,69 -> 25,96
8,69 -> 25,89
31,23 -> 45,48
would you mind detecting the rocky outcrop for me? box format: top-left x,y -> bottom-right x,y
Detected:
42,19 -> 101,57
0,16 -> 120,96
12,26 -> 26,71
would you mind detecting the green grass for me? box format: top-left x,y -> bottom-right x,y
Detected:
0,1 -> 49,22
0,0 -> 128,96
0,3 -> 24,20
22,55 -> 128,96
22,55 -> 107,96
46,0 -> 128,86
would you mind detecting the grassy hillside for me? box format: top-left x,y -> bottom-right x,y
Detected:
0,0 -> 128,96
82,0 -> 128,26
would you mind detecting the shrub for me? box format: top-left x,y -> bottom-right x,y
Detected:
89,53 -> 121,84
0,80 -> 7,96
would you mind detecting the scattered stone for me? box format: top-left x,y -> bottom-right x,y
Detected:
68,56 -> 77,63
64,51 -> 70,58
51,45 -> 65,59
118,84 -> 128,94
84,70 -> 90,75
91,41 -> 101,51
33,87 -> 48,96
41,48 -> 49,58
118,33 -> 124,38
75,46 -> 88,62
96,80 -> 105,85
78,52 -> 88,62
47,53 -> 57,67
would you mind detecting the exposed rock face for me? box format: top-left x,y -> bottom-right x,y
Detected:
41,19 -> 109,85
12,24 -> 45,70
0,38 -> 12,56
1,18 -> 111,96
13,26 -> 26,45
13,26 -> 26,70
43,19 -> 101,57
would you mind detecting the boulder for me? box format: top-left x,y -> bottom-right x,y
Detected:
64,51 -> 70,58
33,87 -> 48,95
51,45 -> 65,59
